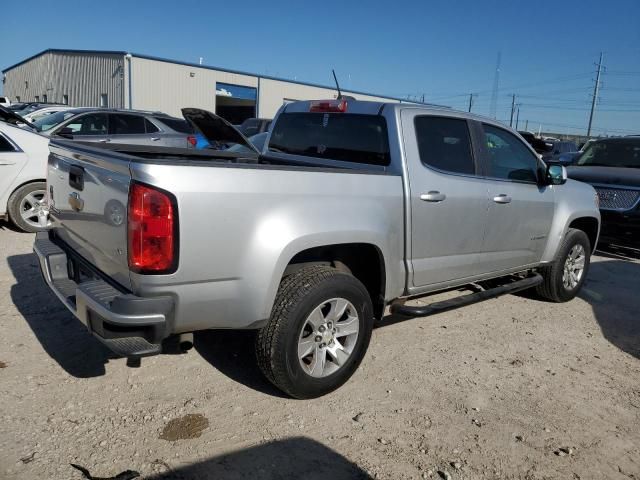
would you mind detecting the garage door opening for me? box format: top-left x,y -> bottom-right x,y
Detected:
216,83 -> 257,125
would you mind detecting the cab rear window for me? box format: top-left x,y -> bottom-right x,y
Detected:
268,113 -> 390,166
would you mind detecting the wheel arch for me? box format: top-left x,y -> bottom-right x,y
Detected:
568,216 -> 600,253
277,242 -> 387,321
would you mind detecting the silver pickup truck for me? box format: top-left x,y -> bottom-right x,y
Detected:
35,99 -> 600,398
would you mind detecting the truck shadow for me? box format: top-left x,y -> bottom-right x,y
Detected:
194,330 -> 289,398
146,436 -> 371,479
579,257 -> 640,360
7,253 -> 113,378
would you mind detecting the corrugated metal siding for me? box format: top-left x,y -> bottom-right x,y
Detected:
129,57 -> 258,116
130,57 -> 406,118
3,52 -> 124,107
258,78 -> 401,118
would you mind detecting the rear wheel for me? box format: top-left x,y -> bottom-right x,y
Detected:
7,182 -> 49,233
536,228 -> 591,302
256,265 -> 374,399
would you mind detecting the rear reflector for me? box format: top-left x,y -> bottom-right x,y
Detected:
187,135 -> 197,147
128,183 -> 177,274
309,99 -> 348,113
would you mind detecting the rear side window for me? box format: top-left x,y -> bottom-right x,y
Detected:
145,119 -> 159,133
268,113 -> 390,166
109,114 -> 146,134
414,116 -> 475,175
157,117 -> 193,134
0,134 -> 16,152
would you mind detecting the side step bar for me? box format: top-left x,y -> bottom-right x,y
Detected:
390,273 -> 543,318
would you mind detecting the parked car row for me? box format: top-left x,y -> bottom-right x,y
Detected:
0,102 -> 271,232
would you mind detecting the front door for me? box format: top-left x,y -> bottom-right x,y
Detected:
477,123 -> 555,272
402,110 -> 489,288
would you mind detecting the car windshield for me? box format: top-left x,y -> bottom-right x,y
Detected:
226,132 -> 268,154
575,140 -> 640,168
33,110 -> 79,131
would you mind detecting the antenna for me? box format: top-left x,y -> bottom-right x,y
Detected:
332,69 -> 343,99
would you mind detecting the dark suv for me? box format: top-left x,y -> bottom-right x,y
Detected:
567,137 -> 640,249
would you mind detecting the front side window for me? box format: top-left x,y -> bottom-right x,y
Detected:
109,114 -> 146,134
62,113 -> 108,135
414,116 -> 475,175
482,124 -> 539,183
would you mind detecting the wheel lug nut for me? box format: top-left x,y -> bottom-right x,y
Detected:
319,325 -> 326,332
315,335 -> 322,342
320,343 -> 326,348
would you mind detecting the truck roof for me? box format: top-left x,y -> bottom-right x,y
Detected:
282,98 -> 512,131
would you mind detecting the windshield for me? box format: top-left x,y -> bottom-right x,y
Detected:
575,140 -> 640,168
226,132 -> 268,154
33,110 -> 79,131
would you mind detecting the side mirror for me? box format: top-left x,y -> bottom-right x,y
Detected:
56,127 -> 74,139
547,164 -> 567,185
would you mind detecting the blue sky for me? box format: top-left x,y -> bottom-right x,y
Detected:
2,0 -> 639,136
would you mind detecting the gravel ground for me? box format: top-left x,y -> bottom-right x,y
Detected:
1,224 -> 638,480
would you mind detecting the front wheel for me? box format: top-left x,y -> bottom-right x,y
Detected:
536,228 -> 591,302
256,265 -> 374,399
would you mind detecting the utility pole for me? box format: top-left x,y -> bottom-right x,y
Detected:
587,52 -> 604,137
468,93 -> 475,112
509,94 -> 516,127
515,104 -> 521,129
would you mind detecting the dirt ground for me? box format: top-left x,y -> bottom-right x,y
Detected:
1,224 -> 638,480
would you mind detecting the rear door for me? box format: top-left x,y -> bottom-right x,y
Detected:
0,132 -> 26,206
476,123 -> 555,271
47,142 -> 132,289
108,113 -> 157,146
402,110 -> 489,288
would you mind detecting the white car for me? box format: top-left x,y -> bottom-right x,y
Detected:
0,96 -> 11,108
21,106 -> 74,125
0,120 -> 49,232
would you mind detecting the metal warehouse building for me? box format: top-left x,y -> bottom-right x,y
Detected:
2,49 -> 424,122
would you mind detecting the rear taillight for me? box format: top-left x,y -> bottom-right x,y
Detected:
187,135 -> 197,147
128,182 -> 177,274
309,99 -> 348,113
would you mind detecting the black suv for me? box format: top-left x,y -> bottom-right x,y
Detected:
567,137 -> 640,249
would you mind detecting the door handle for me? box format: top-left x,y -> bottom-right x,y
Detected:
0,161 -> 16,165
98,138 -> 110,143
150,137 -> 161,141
493,194 -> 512,204
420,191 -> 446,202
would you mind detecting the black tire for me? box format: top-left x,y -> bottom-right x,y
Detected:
536,228 -> 591,302
7,182 -> 48,233
256,265 -> 374,399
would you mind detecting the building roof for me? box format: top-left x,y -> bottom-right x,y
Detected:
2,48 -> 440,107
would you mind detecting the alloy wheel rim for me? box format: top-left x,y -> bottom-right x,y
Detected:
297,298 -> 360,378
562,244 -> 586,290
19,189 -> 49,229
